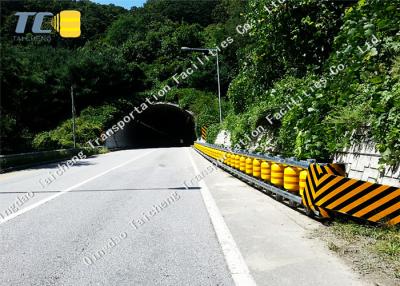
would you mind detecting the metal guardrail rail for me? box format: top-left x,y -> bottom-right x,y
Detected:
194,142 -> 400,226
194,148 -> 307,212
199,142 -> 322,169
0,147 -> 103,173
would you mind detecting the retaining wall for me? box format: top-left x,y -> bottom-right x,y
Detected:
334,143 -> 400,188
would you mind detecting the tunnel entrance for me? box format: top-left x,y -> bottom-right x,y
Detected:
105,103 -> 196,149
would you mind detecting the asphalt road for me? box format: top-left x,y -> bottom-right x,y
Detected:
0,148 -> 235,286
0,147 -> 367,286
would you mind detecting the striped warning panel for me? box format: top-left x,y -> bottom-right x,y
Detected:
201,126 -> 207,141
302,164 -> 400,225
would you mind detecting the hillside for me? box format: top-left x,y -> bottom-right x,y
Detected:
1,0 -> 399,168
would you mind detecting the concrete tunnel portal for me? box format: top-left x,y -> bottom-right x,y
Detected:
105,103 -> 197,149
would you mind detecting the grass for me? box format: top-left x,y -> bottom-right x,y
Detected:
330,221 -> 400,259
97,147 -> 109,154
321,219 -> 400,283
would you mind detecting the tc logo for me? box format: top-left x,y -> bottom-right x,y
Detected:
15,10 -> 81,38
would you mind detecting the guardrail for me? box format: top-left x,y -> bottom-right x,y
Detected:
0,147 -> 103,173
194,142 -> 400,226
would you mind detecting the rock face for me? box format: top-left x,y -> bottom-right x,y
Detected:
214,130 -> 231,147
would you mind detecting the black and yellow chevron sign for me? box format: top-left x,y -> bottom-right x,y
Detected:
201,127 -> 207,141
302,164 -> 400,225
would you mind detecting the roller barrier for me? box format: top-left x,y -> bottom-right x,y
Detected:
193,142 -> 400,226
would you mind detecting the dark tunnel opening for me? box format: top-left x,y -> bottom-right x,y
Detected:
105,104 -> 197,149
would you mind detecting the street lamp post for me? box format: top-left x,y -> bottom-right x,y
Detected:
181,47 -> 222,123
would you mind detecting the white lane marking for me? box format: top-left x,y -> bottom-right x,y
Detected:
186,148 -> 257,286
0,150 -> 155,225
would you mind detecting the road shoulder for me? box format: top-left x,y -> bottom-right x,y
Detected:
189,148 -> 369,286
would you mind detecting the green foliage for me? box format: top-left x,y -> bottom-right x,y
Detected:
249,0 -> 345,82
0,43 -> 73,153
222,111 -> 251,148
32,105 -> 118,150
371,81 -> 400,167
3,0 -> 399,169
70,43 -> 146,106
227,0 -> 347,114
321,0 -> 400,166
165,88 -> 223,135
223,0 -> 400,166
205,123 -> 222,144
144,0 -> 219,27
2,0 -> 245,154
227,70 -> 258,113
105,15 -> 141,45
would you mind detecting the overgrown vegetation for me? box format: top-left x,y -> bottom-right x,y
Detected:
32,105 -> 118,150
1,0 -> 245,153
1,0 -> 399,167
219,0 -> 400,167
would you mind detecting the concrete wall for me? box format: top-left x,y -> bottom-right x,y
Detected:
334,143 -> 400,188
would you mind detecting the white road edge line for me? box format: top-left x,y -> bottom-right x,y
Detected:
186,148 -> 257,286
0,150 -> 156,225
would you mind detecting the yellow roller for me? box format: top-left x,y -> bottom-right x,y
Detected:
299,170 -> 307,197
234,155 -> 240,169
253,159 -> 261,178
223,152 -> 229,165
231,153 -> 236,167
217,150 -> 224,161
261,161 -> 271,181
271,163 -> 284,187
284,166 -> 300,193
245,157 -> 253,175
240,156 -> 246,172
